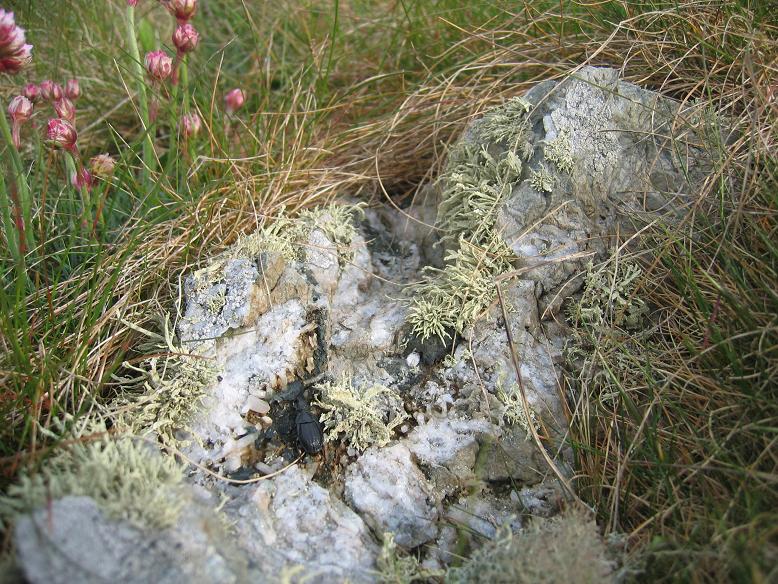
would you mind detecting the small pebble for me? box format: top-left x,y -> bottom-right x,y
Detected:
243,395 -> 271,415
400,424 -> 410,434
414,412 -> 426,425
406,351 -> 421,368
260,415 -> 273,428
346,446 -> 357,457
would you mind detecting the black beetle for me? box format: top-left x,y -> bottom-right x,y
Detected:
295,395 -> 323,455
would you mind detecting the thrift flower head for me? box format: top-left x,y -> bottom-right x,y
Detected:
8,95 -> 32,122
54,97 -> 76,123
46,118 -> 78,152
164,0 -> 197,23
0,9 -> 32,74
224,88 -> 245,115
127,0 -> 139,6
172,23 -> 199,54
40,80 -> 63,101
22,83 -> 39,103
65,79 -> 80,100
8,95 -> 33,149
90,154 -> 116,178
145,50 -> 173,82
181,112 -> 201,138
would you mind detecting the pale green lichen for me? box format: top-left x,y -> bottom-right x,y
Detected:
377,532 -> 443,583
495,378 -> 540,438
0,416 -> 184,530
405,97 -> 536,343
313,374 -> 407,452
570,258 -> 647,330
475,96 -> 534,159
445,507 -> 614,584
529,164 -> 555,193
566,255 -> 649,405
544,129 -> 574,174
114,314 -> 220,441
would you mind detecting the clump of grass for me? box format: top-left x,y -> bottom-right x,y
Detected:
314,374 -> 407,452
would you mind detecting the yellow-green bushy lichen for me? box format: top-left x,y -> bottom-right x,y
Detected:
543,129 -> 574,175
0,417 -> 184,530
404,97 -> 537,342
529,164 -> 555,193
495,377 -> 540,438
116,314 -> 220,441
314,374 -> 407,452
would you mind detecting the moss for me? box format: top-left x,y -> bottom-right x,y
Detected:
0,417 -> 184,530
116,314 -> 220,441
445,507 -> 614,584
313,374 -> 407,452
543,128 -> 574,174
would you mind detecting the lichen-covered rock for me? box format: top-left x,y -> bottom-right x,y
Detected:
345,444 -> 439,548
14,495 -> 252,584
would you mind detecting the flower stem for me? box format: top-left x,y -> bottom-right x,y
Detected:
0,98 -> 35,258
125,5 -> 156,184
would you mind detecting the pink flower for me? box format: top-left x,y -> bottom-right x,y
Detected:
90,154 -> 116,178
224,88 -> 245,115
39,80 -> 63,101
65,79 -> 80,100
46,118 -> 78,152
164,0 -> 197,24
22,83 -> 39,103
172,23 -> 199,54
181,112 -> 201,138
127,0 -> 139,6
0,9 -> 33,74
145,50 -> 173,82
71,168 -> 93,192
8,95 -> 33,149
8,95 -> 33,123
54,97 -> 76,123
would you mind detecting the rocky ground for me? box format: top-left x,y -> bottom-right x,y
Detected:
11,67 -> 715,583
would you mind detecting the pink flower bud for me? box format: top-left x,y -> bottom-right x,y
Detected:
22,83 -> 39,103
8,95 -> 33,149
54,97 -> 76,123
65,79 -> 81,100
8,95 -> 33,123
0,10 -> 33,74
127,0 -> 139,6
39,80 -> 63,101
90,154 -> 116,178
164,0 -> 197,24
71,168 -> 94,192
224,88 -> 246,115
46,118 -> 78,152
145,50 -> 173,82
172,23 -> 199,54
181,112 -> 201,138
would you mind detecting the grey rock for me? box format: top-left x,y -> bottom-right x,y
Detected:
229,465 -> 379,582
345,444 -> 439,547
15,496 -> 250,584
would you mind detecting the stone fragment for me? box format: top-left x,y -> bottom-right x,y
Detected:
344,444 -> 439,547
